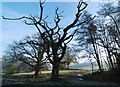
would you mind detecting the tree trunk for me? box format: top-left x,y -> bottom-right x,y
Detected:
90,34 -> 102,72
93,41 -> 102,72
66,62 -> 70,70
51,62 -> 60,81
66,64 -> 70,70
33,63 -> 41,78
106,47 -> 114,68
90,60 -> 94,73
34,69 -> 41,77
97,58 -> 102,72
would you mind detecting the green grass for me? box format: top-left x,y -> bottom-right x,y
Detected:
11,71 -> 51,76
12,70 -> 85,76
12,72 -> 34,76
2,70 -> 120,86
59,70 -> 81,74
10,69 -> 93,80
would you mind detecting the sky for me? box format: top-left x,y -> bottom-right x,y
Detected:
1,1 -> 100,55
3,0 -> 118,63
1,0 -> 119,64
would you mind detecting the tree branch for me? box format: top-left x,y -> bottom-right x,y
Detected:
2,16 -> 32,20
59,1 -> 88,43
18,58 -> 35,67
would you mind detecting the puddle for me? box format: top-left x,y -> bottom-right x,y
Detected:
79,78 -> 83,80
77,74 -> 84,81
77,74 -> 82,77
45,77 -> 50,79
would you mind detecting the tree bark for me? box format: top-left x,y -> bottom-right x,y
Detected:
34,69 -> 41,77
51,61 -> 60,81
90,34 -> 102,72
96,58 -> 102,72
33,63 -> 41,77
106,47 -> 114,68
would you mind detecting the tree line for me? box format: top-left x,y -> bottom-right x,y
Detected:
75,2 -> 120,72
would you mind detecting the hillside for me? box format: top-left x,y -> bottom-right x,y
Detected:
70,62 -> 98,69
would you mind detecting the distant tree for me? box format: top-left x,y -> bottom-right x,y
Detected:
75,11 -> 103,72
62,48 -> 79,69
95,2 -> 120,69
2,0 -> 95,80
2,34 -> 48,77
97,3 -> 120,43
2,57 -> 18,74
2,57 -> 33,74
59,64 -> 66,70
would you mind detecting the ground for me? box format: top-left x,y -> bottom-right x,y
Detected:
2,70 -> 120,87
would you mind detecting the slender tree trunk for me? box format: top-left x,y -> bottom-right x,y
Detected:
90,34 -> 102,72
109,15 -> 120,35
90,60 -> 94,73
96,58 -> 102,72
106,47 -> 114,68
116,53 -> 120,70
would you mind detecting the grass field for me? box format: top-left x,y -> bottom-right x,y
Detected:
11,70 -> 84,76
2,69 -> 120,86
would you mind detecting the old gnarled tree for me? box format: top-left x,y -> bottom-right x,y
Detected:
3,0 -> 95,80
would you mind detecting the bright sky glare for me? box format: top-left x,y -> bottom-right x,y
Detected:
2,1 -> 100,57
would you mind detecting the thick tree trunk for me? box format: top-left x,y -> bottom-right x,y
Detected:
34,69 -> 41,77
51,62 -> 60,81
33,63 -> 41,78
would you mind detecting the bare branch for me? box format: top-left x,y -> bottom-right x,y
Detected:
65,29 -> 78,44
18,44 -> 35,59
24,20 -> 34,25
41,57 -> 48,64
73,16 -> 96,27
46,44 -> 53,64
18,58 -> 34,67
27,57 -> 37,63
39,0 -> 44,22
59,2 -> 88,43
64,2 -> 88,32
2,16 -> 32,20
59,43 -> 66,61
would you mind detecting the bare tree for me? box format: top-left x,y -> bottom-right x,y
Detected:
2,0 -> 93,80
75,11 -> 103,72
94,2 -> 120,69
3,34 -> 48,77
97,3 -> 120,45
62,48 -> 79,69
